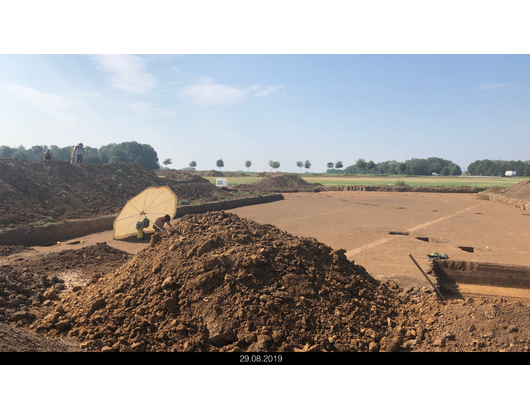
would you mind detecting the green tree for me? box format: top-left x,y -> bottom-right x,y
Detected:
162,158 -> 172,169
398,163 -> 407,174
304,160 -> 311,173
83,146 -> 101,164
0,146 -> 14,158
189,161 -> 197,169
441,166 -> 450,176
296,161 -> 304,173
450,164 -> 462,176
134,155 -> 145,166
216,159 -> 224,171
244,160 -> 252,172
335,161 -> 343,171
109,156 -> 120,163
327,162 -> 334,170
356,158 -> 366,173
272,161 -> 281,171
366,160 -> 375,171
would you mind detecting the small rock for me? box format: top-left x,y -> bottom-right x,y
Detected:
441,331 -> 455,340
55,319 -> 71,330
72,286 -> 82,292
93,339 -> 106,348
100,346 -> 114,353
433,338 -> 446,347
161,277 -> 174,289
43,288 -> 57,300
469,324 -> 476,332
80,342 -> 91,350
484,310 -> 496,319
507,325 -> 518,333
0,297 -> 6,307
368,342 -> 379,352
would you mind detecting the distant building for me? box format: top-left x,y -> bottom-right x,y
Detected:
505,171 -> 517,177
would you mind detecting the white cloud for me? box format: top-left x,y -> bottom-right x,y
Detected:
253,84 -> 286,97
125,101 -> 177,118
475,83 -> 510,90
91,54 -> 157,94
179,80 -> 286,107
2,83 -> 76,122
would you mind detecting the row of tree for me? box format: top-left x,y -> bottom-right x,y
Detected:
466,159 -> 530,176
338,157 -> 462,176
0,142 -> 160,170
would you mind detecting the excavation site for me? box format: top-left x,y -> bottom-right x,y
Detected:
1,161 -> 530,353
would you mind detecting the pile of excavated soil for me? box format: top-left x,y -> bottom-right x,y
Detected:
197,171 -> 249,178
478,180 -> 530,210
236,174 -> 324,192
163,171 -> 211,183
0,243 -> 131,326
365,185 -> 484,193
0,245 -> 34,257
201,170 -> 224,177
0,322 -> 79,352
163,171 -> 230,203
0,159 -> 166,227
33,211 -> 410,352
0,159 -> 237,228
252,172 -> 267,177
505,179 -> 530,201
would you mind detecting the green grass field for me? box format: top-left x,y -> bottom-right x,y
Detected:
203,174 -> 527,188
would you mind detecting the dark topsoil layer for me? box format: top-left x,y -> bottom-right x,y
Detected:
0,159 -> 234,228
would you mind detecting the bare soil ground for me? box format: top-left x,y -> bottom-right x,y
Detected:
2,191 -> 530,352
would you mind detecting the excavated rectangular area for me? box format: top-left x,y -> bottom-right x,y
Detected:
434,260 -> 530,290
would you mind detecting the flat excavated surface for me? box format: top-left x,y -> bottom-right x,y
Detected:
227,191 -> 530,295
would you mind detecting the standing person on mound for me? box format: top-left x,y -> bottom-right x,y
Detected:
74,143 -> 85,164
153,215 -> 171,232
43,149 -> 52,160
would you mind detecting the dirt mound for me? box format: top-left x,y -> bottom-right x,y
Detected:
201,170 -> 224,177
505,179 -> 530,201
163,171 -> 210,183
237,174 -> 324,192
33,211 -> 411,352
252,172 -> 267,177
0,159 -> 237,228
365,185 -> 484,193
0,322 -> 79,352
0,245 -> 34,257
0,159 -> 167,227
0,243 -> 131,326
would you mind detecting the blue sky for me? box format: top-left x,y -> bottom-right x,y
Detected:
0,54 -> 528,172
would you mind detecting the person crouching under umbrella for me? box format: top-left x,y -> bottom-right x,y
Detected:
153,215 -> 171,233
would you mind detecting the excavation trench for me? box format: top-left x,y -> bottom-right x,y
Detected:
433,259 -> 530,301
0,194 -> 283,247
416,236 -> 449,243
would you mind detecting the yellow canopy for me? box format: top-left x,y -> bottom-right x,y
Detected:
113,186 -> 178,239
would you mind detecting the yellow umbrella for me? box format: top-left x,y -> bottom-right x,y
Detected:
113,186 -> 178,239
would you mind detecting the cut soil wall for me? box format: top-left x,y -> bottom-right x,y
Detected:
434,260 -> 530,289
0,194 -> 284,246
477,191 -> 530,210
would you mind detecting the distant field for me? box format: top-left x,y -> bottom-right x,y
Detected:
203,175 -> 527,188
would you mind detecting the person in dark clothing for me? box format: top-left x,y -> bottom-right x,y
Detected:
44,149 -> 52,160
74,143 -> 85,164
